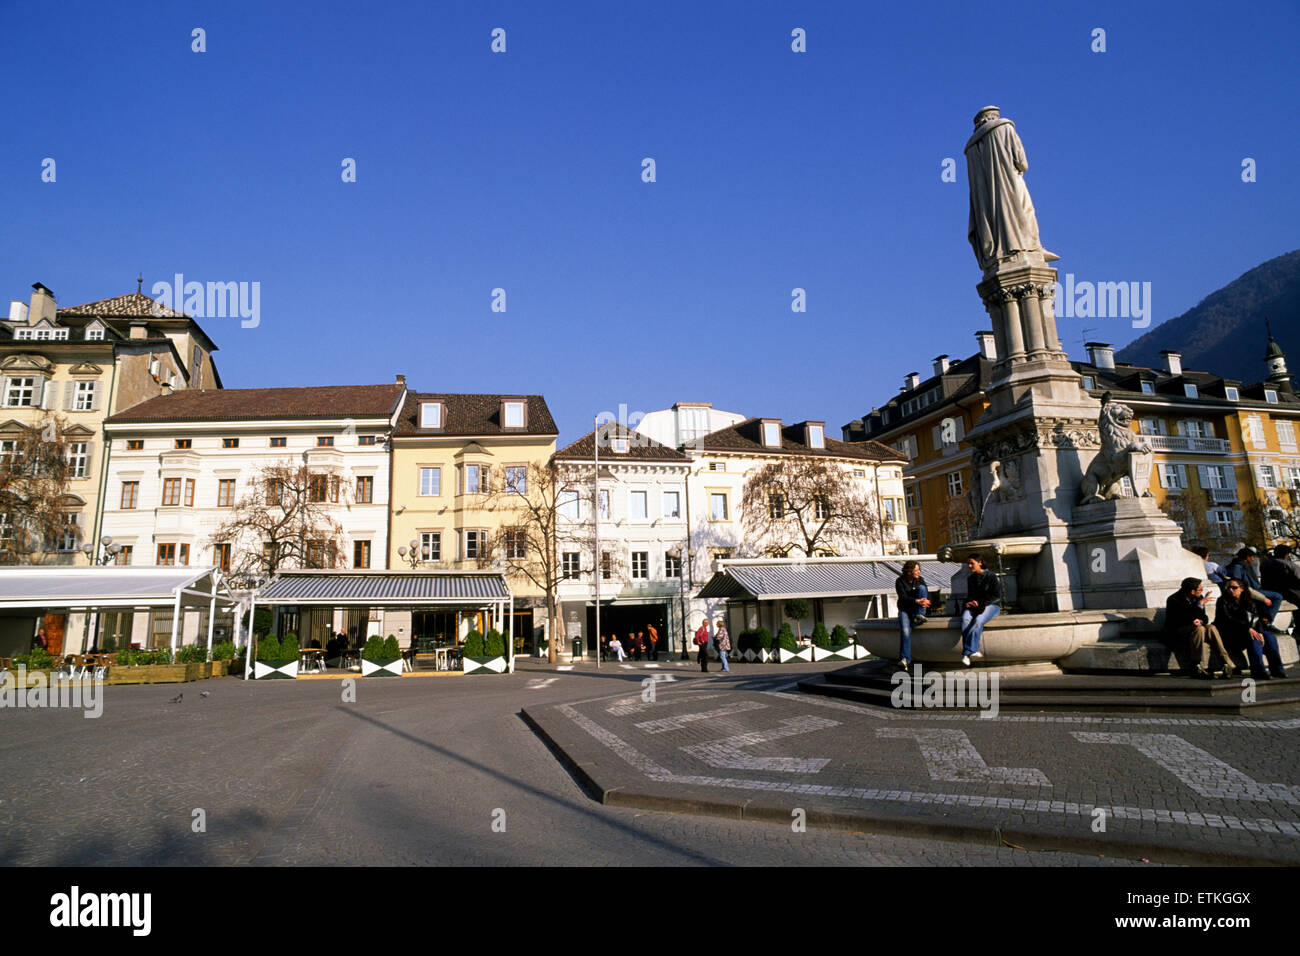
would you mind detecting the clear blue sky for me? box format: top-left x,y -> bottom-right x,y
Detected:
3,0 -> 1297,441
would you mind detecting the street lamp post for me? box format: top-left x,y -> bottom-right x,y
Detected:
667,547 -> 688,660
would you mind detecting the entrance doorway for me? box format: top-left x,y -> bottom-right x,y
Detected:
586,602 -> 669,659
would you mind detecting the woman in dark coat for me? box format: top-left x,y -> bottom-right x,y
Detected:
1216,578 -> 1287,680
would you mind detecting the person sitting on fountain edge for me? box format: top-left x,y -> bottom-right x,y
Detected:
1261,545 -> 1300,625
960,553 -> 1000,667
1225,547 -> 1287,635
1163,577 -> 1233,679
1215,578 -> 1287,680
894,559 -> 931,671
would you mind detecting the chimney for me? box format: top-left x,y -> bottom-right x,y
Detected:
129,321 -> 148,340
1161,350 -> 1182,376
932,354 -> 950,376
975,331 -> 996,360
396,373 -> 406,387
1085,342 -> 1115,370
8,301 -> 28,324
905,372 -> 920,391
29,283 -> 56,324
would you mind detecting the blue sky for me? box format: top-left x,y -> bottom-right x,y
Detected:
3,0 -> 1297,441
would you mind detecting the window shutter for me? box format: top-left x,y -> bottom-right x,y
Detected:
954,418 -> 966,441
1203,421 -> 1214,438
63,381 -> 74,411
37,380 -> 50,410
91,381 -> 102,411
931,424 -> 942,450
1176,464 -> 1187,489
1196,465 -> 1210,489
1176,420 -> 1189,437
1154,464 -> 1166,489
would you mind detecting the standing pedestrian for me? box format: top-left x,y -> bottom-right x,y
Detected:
694,620 -> 710,672
630,632 -> 642,661
647,624 -> 659,661
715,619 -> 731,672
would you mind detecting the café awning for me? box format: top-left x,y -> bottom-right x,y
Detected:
256,569 -> 512,606
696,557 -> 962,601
0,565 -> 238,611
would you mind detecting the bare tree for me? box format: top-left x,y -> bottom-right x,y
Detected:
0,415 -> 75,565
209,460 -> 348,586
741,457 -> 883,556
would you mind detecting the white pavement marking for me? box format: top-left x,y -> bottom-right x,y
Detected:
606,693 -> 725,717
557,666 -> 574,671
681,716 -> 840,773
1074,732 -> 1300,805
635,701 -> 768,734
650,674 -> 677,683
877,728 -> 1051,786
527,678 -> 558,689
555,699 -> 1300,838
781,691 -> 1300,730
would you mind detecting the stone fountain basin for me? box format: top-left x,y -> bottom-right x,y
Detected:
855,610 -> 1122,665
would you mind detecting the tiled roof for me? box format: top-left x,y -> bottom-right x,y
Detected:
105,384 -> 405,423
696,419 -> 904,463
393,393 -> 558,437
555,423 -> 691,462
59,291 -> 186,318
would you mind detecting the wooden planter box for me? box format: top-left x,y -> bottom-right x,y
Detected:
361,657 -> 403,677
107,663 -> 204,685
462,655 -> 508,675
252,659 -> 299,680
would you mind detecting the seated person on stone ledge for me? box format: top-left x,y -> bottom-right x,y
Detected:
1262,545 -> 1300,622
1215,578 -> 1287,680
960,553 -> 1001,667
1191,545 -> 1228,588
1226,547 -> 1286,635
894,559 -> 930,671
1163,577 -> 1232,679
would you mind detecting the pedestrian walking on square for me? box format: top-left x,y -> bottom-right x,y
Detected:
715,620 -> 731,672
960,553 -> 1000,666
694,621 -> 710,672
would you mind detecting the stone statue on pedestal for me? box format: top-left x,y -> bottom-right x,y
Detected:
1079,393 -> 1154,502
965,106 -> 1058,273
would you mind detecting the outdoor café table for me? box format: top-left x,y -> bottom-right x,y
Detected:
435,647 -> 461,671
299,648 -> 326,673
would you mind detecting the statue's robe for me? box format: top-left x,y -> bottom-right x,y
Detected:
965,118 -> 1043,270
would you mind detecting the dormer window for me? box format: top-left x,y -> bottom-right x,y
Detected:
761,420 -> 781,447
806,423 -> 825,449
502,400 -> 525,429
1140,381 -> 1155,395
419,402 -> 443,428
1081,375 -> 1095,390
612,436 -> 628,453
86,325 -> 105,341
1265,389 -> 1279,404
1184,383 -> 1199,399
1225,386 -> 1240,402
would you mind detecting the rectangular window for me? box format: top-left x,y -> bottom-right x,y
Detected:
762,422 -> 780,446
68,442 -> 88,478
178,543 -> 189,566
121,481 -> 139,509
126,439 -> 143,451
506,466 -> 527,494
174,439 -> 191,449
419,531 -> 441,561
905,487 -> 918,509
503,401 -> 524,428
356,475 -> 373,503
222,437 -> 239,448
769,493 -> 785,519
1265,389 -> 1279,404
807,424 -> 825,448
601,551 -> 612,580
270,437 -> 287,448
419,467 -> 441,496
1159,464 -> 1185,490
631,551 -> 649,579
815,497 -> 830,520
1140,381 -> 1155,395
217,479 -> 235,507
1081,375 -> 1095,390
74,381 -> 96,411
266,478 -> 283,505
664,553 -> 682,579
629,490 -> 648,519
947,472 -> 964,498
710,493 -> 729,521
1201,465 -> 1227,490
505,529 -> 528,559
157,543 -> 176,566
114,545 -> 133,566
599,489 -> 610,519
883,498 -> 898,522
1285,467 -> 1300,491
354,540 -> 371,569
184,478 -> 195,506
162,478 -> 182,506
1277,421 -> 1297,451
214,543 -> 231,572
1212,510 -> 1237,538
5,378 -> 35,407
308,474 -> 327,502
558,490 -> 580,520
420,402 -> 442,428
1259,465 -> 1279,489
708,461 -> 725,472
56,513 -> 79,552
461,464 -> 488,494
316,436 -> 334,447
1184,383 -> 1199,398
358,435 -> 378,446
662,491 -> 681,518
562,551 -> 580,579
464,530 -> 484,560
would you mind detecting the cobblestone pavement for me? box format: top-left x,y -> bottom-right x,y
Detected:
523,662 -> 1300,864
0,660 -> 1157,866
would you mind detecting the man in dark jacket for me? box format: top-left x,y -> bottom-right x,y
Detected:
1164,577 -> 1232,678
1261,545 -> 1300,616
959,553 -> 1001,666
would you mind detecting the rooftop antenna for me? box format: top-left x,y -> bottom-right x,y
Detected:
137,274 -> 143,293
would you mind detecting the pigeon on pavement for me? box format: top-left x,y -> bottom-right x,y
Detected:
169,693 -> 183,703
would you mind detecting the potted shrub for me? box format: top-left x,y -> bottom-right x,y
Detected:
463,628 -> 509,674
783,599 -> 810,644
754,626 -> 775,663
253,633 -> 299,680
361,634 -> 403,677
776,621 -> 811,663
809,621 -> 833,661
825,624 -> 862,660
211,640 -> 236,677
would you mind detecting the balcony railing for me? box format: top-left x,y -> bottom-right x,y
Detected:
1207,487 -> 1238,505
1143,434 -> 1231,454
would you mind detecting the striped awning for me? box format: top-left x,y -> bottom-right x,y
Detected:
696,559 -> 962,601
0,566 -> 237,610
257,571 -> 511,606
